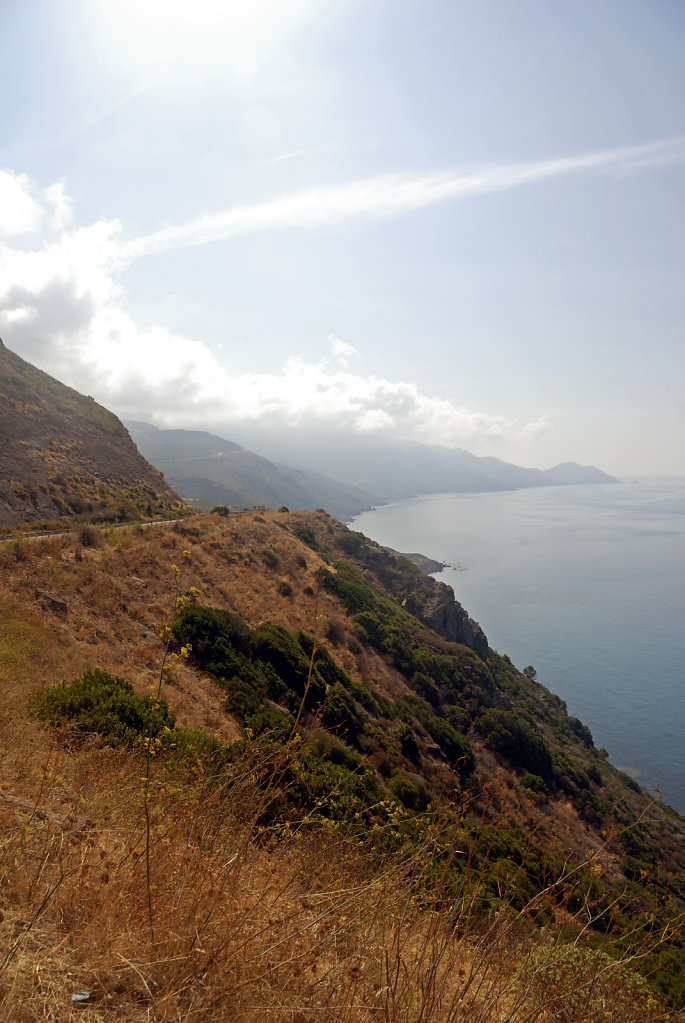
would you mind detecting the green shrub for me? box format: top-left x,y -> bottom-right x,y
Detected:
321,563 -> 491,713
411,671 -> 441,707
475,709 -> 552,777
552,751 -> 592,796
244,704 -> 292,737
321,563 -> 412,624
388,771 -> 430,811
520,772 -> 548,794
447,705 -> 471,733
176,606 -> 330,718
394,722 -> 420,763
175,604 -> 253,680
286,740 -> 384,824
568,715 -> 595,747
261,547 -> 279,570
32,668 -> 175,745
222,674 -> 264,721
396,695 -> 475,774
79,523 -> 100,548
426,716 -> 475,772
347,679 -> 379,714
319,683 -> 364,743
297,633 -> 353,692
337,530 -> 365,556
292,524 -> 328,554
252,623 -> 326,709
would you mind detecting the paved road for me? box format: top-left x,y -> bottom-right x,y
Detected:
0,517 -> 185,543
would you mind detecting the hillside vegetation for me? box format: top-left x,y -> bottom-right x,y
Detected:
0,509 -> 683,1021
0,342 -> 184,528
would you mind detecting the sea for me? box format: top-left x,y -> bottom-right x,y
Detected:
350,477 -> 685,815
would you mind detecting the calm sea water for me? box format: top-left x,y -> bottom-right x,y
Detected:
351,478 -> 685,814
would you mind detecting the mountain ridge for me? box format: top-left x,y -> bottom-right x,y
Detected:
128,419 -> 618,519
126,420 -> 378,520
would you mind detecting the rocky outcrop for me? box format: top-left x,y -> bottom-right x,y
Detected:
419,581 -> 489,660
35,589 -> 69,616
332,525 -> 489,661
397,552 -> 446,574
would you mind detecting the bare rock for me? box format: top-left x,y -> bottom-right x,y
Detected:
420,581 -> 489,660
35,589 -> 68,616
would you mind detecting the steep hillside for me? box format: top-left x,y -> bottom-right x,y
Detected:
0,341 -> 184,528
126,420 -> 379,519
0,510 -> 682,1019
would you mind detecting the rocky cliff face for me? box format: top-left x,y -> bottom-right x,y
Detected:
321,524 -> 489,661
0,340 -> 183,527
418,580 -> 489,660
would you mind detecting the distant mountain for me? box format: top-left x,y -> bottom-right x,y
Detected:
0,340 -> 182,527
126,422 -> 378,521
127,420 -> 618,521
540,462 -> 618,485
220,427 -> 619,502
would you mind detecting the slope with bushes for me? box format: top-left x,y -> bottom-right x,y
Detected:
0,509 -> 683,1019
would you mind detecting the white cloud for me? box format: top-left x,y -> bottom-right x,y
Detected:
44,181 -> 74,230
0,171 -> 532,448
328,334 -> 359,366
0,170 -> 74,237
519,415 -> 549,438
0,170 -> 45,236
122,135 -> 685,258
200,357 -> 516,443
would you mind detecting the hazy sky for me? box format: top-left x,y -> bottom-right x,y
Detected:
1,0 -> 684,475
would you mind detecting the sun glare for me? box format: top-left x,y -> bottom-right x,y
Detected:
83,0 -> 319,84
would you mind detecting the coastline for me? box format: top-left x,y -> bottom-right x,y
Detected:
349,480 -> 685,815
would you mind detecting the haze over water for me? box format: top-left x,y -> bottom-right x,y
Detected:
352,478 -> 685,815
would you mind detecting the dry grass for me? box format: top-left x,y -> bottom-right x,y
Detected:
0,728 -> 671,1023
0,514 -> 680,1021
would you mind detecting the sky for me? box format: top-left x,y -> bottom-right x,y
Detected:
1,0 -> 684,476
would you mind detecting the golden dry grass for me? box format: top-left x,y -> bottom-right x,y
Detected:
0,513 -> 679,1021
0,729 -> 670,1022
